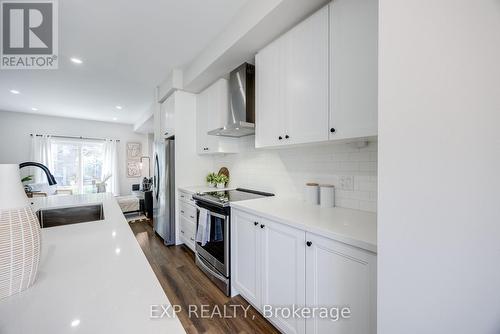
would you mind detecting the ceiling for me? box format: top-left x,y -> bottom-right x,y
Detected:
0,0 -> 247,124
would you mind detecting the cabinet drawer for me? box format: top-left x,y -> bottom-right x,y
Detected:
180,216 -> 196,251
179,191 -> 195,205
179,201 -> 197,223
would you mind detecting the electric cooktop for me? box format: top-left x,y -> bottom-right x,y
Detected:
193,188 -> 274,207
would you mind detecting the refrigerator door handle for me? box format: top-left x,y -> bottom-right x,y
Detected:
154,153 -> 160,201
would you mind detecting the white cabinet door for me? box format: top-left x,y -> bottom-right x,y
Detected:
196,79 -> 239,154
154,102 -> 161,142
286,5 -> 329,145
161,94 -> 175,138
196,87 -> 212,153
261,218 -> 306,334
232,209 -> 262,308
305,232 -> 377,334
255,38 -> 287,148
329,0 -> 378,140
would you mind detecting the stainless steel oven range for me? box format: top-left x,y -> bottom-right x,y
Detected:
193,188 -> 274,296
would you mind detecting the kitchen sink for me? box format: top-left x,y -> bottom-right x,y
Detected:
36,204 -> 105,228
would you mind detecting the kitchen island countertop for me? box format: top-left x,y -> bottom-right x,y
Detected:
0,193 -> 185,334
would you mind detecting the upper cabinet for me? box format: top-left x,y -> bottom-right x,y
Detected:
154,93 -> 175,141
255,0 -> 378,148
329,0 -> 378,140
256,5 -> 329,148
161,94 -> 175,138
196,79 -> 239,154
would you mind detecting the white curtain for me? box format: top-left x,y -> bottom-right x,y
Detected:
30,135 -> 53,183
103,139 -> 119,196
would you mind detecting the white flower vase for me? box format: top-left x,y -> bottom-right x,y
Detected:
216,183 -> 225,189
0,164 -> 41,300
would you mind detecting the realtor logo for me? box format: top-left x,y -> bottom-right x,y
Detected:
1,0 -> 58,69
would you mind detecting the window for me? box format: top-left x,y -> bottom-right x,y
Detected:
51,139 -> 105,194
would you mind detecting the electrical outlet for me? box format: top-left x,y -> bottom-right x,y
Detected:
339,176 -> 354,191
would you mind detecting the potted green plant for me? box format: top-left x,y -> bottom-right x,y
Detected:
214,174 -> 229,189
206,172 -> 218,187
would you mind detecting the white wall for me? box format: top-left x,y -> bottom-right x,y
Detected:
0,110 -> 148,196
378,1 -> 500,333
212,137 -> 377,212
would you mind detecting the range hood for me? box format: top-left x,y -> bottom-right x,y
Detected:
208,63 -> 255,137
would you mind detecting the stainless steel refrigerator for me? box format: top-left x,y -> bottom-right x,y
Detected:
153,138 -> 175,245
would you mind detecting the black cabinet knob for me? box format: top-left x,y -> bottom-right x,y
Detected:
330,128 -> 336,133
260,224 -> 265,229
278,136 -> 283,140
306,241 -> 312,247
254,222 -> 259,226
285,135 -> 289,139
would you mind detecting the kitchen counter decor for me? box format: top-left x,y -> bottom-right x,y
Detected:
0,164 -> 41,300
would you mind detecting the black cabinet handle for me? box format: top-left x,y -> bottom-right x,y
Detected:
260,224 -> 265,229
285,135 -> 289,139
306,241 -> 312,247
278,136 -> 283,140
254,222 -> 259,226
330,128 -> 336,133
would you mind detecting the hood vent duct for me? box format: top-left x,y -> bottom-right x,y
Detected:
208,63 -> 255,137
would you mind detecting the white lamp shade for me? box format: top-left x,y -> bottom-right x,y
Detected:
0,164 -> 29,210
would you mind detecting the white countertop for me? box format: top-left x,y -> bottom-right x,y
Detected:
178,185 -> 235,195
0,193 -> 185,334
231,197 -> 377,253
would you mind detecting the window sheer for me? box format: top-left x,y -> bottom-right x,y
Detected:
50,139 -> 106,194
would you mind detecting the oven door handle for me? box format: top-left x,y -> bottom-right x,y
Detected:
195,205 -> 227,220
196,254 -> 227,282
208,211 -> 227,220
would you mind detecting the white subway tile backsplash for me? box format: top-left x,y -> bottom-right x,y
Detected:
359,161 -> 377,172
212,140 -> 378,212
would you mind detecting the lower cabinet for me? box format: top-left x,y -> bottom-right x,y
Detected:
178,191 -> 197,251
232,209 -> 306,334
231,208 -> 376,334
305,233 -> 377,334
261,216 -> 306,334
232,210 -> 262,307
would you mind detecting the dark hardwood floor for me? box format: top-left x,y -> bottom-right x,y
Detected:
129,221 -> 280,334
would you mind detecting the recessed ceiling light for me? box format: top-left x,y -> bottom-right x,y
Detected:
70,319 -> 80,327
112,117 -> 118,121
115,105 -> 123,110
9,89 -> 20,94
70,57 -> 83,64
31,107 -> 38,111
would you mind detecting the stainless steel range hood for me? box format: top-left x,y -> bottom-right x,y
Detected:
208,63 -> 255,137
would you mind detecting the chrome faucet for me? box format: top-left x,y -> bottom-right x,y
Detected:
19,162 -> 57,185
